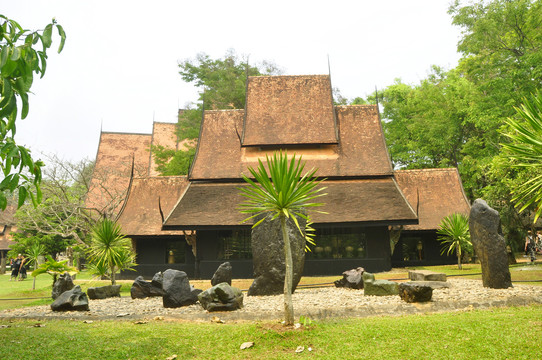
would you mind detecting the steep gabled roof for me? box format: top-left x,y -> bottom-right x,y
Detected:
86,132 -> 152,217
242,75 -> 338,146
394,168 -> 471,231
162,178 -> 417,230
189,105 -> 392,180
117,176 -> 188,236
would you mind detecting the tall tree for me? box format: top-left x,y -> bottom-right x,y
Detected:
152,50 -> 282,175
0,15 -> 66,209
239,152 -> 325,325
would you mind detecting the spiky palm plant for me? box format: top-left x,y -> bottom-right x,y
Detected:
437,213 -> 471,270
502,90 -> 542,223
87,219 -> 136,285
25,243 -> 46,290
31,255 -> 77,286
239,151 -> 325,325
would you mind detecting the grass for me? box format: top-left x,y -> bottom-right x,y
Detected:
0,305 -> 540,359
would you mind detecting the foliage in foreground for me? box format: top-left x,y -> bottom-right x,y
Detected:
0,306 -> 540,359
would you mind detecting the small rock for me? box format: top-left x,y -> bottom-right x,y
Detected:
240,342 -> 254,350
295,346 -> 304,353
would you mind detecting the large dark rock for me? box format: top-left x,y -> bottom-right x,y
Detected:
469,199 -> 512,289
248,213 -> 306,296
398,283 -> 433,303
52,272 -> 75,300
334,267 -> 365,289
130,276 -> 165,299
87,285 -> 121,300
51,285 -> 89,311
198,282 -> 243,312
211,262 -> 232,286
162,269 -> 200,308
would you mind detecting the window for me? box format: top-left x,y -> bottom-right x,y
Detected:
217,229 -> 252,260
401,237 -> 424,261
308,227 -> 367,259
166,240 -> 186,264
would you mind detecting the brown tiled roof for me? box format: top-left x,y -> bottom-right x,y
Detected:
189,105 -> 392,180
86,132 -> 152,217
116,176 -> 188,236
242,75 -> 338,146
394,168 -> 471,231
149,122 -> 179,176
163,178 -> 417,230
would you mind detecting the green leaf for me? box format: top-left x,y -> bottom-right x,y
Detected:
56,24 -> 66,53
10,46 -> 20,61
42,24 -> 53,48
0,45 -> 9,68
18,185 -> 27,207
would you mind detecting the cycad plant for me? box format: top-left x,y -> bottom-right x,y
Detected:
502,90 -> 542,223
239,151 -> 325,325
31,255 -> 78,287
87,218 -> 136,285
437,213 -> 471,270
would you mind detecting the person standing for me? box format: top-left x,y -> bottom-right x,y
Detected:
10,254 -> 21,281
525,231 -> 536,263
18,254 -> 27,280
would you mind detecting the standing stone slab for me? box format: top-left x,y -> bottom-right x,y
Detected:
51,285 -> 89,311
211,262 -> 232,286
248,214 -> 306,296
162,269 -> 200,308
52,272 -> 75,300
469,199 -> 512,289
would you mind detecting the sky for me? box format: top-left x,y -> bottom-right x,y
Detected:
4,0 -> 462,164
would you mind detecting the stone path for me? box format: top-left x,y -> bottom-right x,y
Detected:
1,279 -> 541,322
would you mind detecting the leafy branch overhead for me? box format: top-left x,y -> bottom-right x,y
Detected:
0,15 -> 66,209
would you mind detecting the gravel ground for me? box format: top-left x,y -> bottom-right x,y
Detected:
1,278 -> 541,322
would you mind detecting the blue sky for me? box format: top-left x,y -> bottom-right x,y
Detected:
4,0 -> 461,163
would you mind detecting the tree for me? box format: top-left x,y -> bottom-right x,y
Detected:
87,218 -> 136,285
501,91 -> 542,223
239,152 -> 325,325
152,50 -> 283,175
0,15 -> 65,209
437,213 -> 472,270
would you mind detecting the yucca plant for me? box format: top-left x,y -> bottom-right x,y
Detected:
502,90 -> 542,223
239,151 -> 326,325
437,213 -> 471,270
87,218 -> 136,285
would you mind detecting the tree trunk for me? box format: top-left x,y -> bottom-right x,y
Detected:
111,266 -> 116,285
280,214 -> 294,326
456,244 -> 462,270
0,251 -> 5,275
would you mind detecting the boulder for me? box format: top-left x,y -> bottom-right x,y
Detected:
162,269 -> 200,308
334,267 -> 365,289
469,199 -> 513,289
248,213 -> 306,296
87,285 -> 121,300
398,283 -> 433,303
211,262 -> 232,286
363,272 -> 399,296
198,282 -> 243,312
52,272 -> 75,300
51,285 -> 89,311
130,276 -> 165,299
408,270 -> 446,282
151,271 -> 164,289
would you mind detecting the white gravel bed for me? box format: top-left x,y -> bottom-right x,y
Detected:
1,279 -> 541,321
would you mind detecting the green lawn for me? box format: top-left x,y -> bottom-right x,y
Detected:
0,305 -> 540,359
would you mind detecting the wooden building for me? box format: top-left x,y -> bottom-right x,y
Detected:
90,74 -> 471,279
